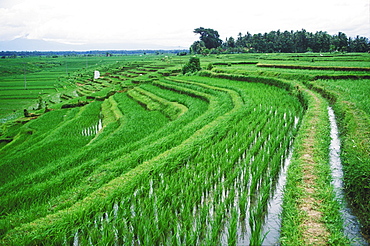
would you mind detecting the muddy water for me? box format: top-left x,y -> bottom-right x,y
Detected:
328,106 -> 367,245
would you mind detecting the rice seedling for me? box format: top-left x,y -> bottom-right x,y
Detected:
2,53 -> 365,245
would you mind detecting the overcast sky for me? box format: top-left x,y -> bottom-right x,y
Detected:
1,0 -> 369,50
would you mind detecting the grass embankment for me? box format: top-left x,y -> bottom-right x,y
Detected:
256,63 -> 370,72
212,64 -> 370,81
280,87 -> 348,245
307,79 -> 370,241
127,86 -> 188,120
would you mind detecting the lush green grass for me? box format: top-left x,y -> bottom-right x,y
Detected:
0,53 -> 368,245
199,52 -> 370,67
210,63 -> 370,81
315,79 -> 370,115
0,54 -> 304,245
280,85 -> 348,245
0,54 -> 174,118
309,78 -> 370,238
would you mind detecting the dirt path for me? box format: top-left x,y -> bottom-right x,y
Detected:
297,91 -> 330,245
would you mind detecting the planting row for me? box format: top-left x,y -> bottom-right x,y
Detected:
256,63 -> 370,72
1,63 -> 306,245
0,64 -> 216,241
65,76 -> 304,245
210,62 -> 370,81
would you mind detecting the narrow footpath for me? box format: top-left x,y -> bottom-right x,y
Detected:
281,86 -> 346,245
298,91 -> 330,244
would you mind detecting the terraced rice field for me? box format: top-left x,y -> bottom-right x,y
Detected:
0,53 -> 369,245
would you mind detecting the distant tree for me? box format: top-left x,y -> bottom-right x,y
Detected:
329,44 -> 336,53
190,40 -> 206,54
182,56 -> 201,74
293,29 -> 308,53
225,37 -> 236,48
348,36 -> 369,52
236,32 -> 244,47
280,31 -> 294,52
202,48 -> 210,56
177,51 -> 188,56
251,33 -> 265,52
313,31 -> 331,52
333,32 -> 348,52
235,32 -> 252,51
193,27 -> 222,49
190,28 -> 369,54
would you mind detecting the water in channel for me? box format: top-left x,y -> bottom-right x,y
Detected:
257,107 -> 367,245
328,106 -> 367,245
71,108 -> 368,245
260,147 -> 294,245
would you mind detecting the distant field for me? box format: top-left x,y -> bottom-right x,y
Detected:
0,52 -> 369,245
0,55 -> 156,117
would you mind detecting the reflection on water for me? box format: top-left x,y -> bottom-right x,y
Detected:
0,112 -> 22,123
261,148 -> 294,245
328,106 -> 367,245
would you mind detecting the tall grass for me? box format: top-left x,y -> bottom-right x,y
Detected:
309,79 -> 370,239
2,53 -> 363,245
1,67 -> 306,245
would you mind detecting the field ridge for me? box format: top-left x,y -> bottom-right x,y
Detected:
0,53 -> 369,245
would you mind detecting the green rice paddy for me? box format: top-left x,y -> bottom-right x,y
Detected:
0,52 -> 369,245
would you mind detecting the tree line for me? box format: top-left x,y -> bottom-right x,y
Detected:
190,27 -> 370,54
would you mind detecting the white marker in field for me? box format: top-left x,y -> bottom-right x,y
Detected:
94,70 -> 100,80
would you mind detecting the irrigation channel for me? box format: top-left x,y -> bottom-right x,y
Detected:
0,112 -> 23,123
327,107 -> 367,245
260,147 -> 294,245
81,119 -> 103,136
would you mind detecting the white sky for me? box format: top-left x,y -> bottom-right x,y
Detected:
0,0 -> 369,49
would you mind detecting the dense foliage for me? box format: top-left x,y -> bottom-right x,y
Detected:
182,56 -> 201,74
190,28 -> 370,54
193,27 -> 223,50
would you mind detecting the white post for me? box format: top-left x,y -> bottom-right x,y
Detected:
94,70 -> 100,80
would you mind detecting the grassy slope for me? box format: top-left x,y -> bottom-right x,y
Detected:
309,78 -> 370,239
280,85 -> 348,245
203,53 -> 370,243
0,53 -> 369,244
0,55 -> 157,118
0,55 -> 303,244
198,69 -> 349,245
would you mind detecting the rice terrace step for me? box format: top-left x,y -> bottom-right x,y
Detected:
0,52 -> 369,245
